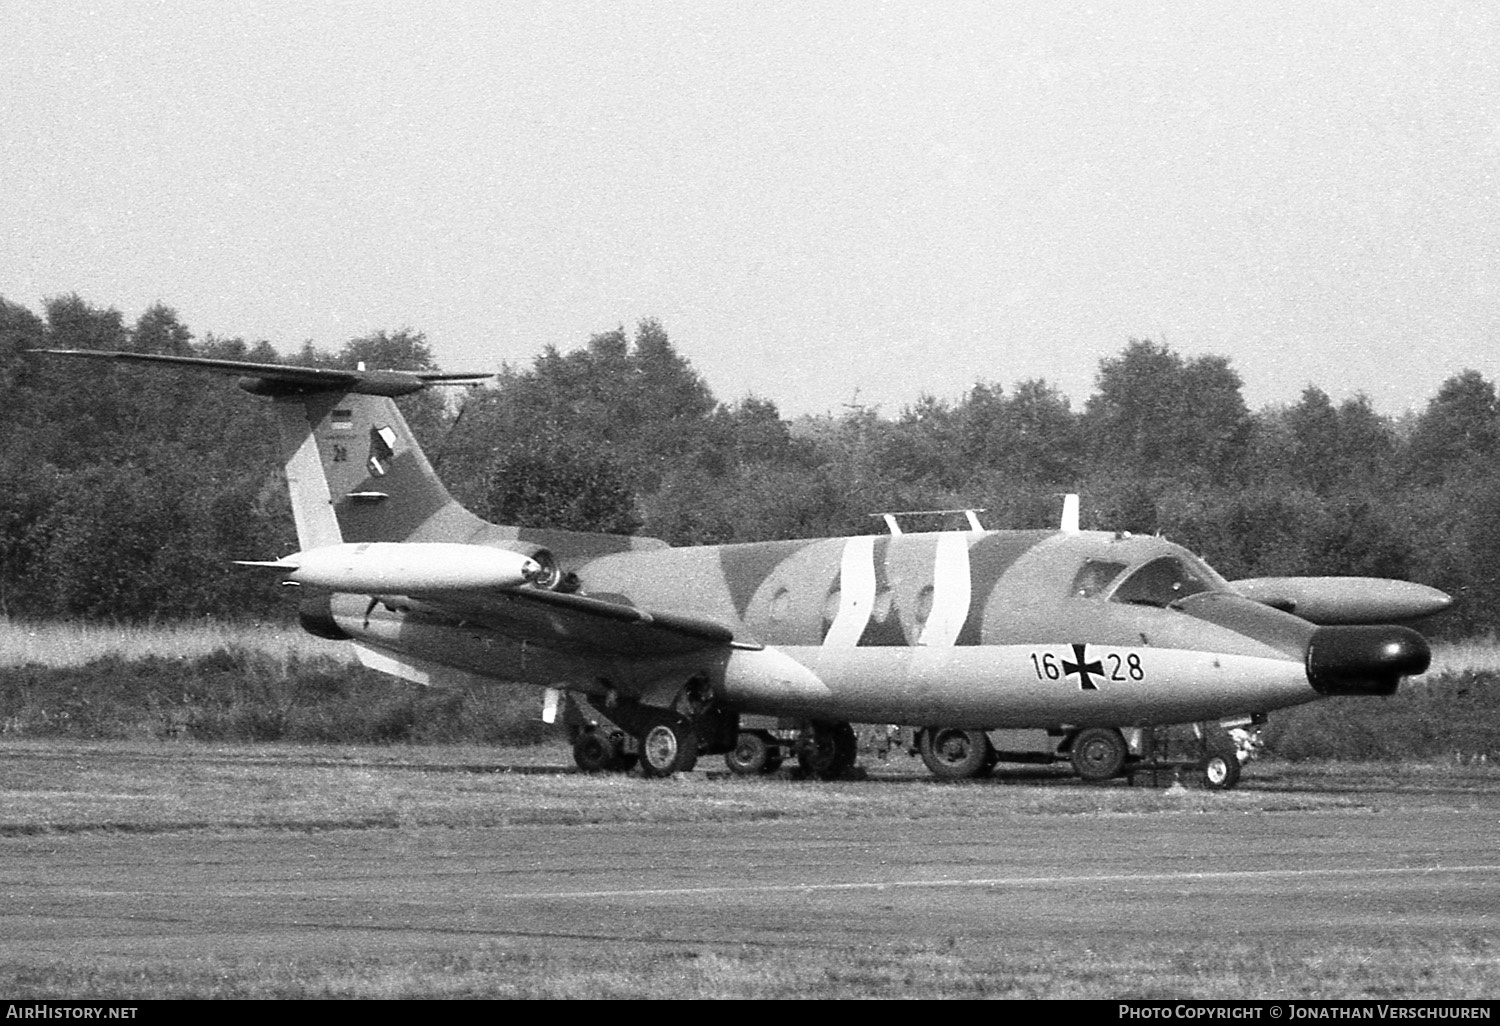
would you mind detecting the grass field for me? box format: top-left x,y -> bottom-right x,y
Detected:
0,736 -> 1439,835
0,740 -> 1496,998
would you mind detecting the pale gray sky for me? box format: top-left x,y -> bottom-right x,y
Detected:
4,2 -> 1497,417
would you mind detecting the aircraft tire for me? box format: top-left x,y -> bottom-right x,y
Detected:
638,716 -> 699,777
918,727 -> 994,780
1200,736 -> 1242,790
797,720 -> 858,780
1070,727 -> 1128,781
725,731 -> 780,775
572,728 -> 617,773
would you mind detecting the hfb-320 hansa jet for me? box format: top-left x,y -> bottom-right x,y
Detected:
35,350 -> 1452,789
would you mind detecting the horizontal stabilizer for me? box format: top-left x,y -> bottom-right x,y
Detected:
235,558 -> 300,569
1231,576 -> 1453,625
28,349 -> 491,397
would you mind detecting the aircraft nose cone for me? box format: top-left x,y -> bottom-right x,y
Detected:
1307,625 -> 1431,697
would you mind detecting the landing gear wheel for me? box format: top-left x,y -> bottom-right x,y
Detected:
726,731 -> 781,775
797,721 -> 857,780
1070,727 -> 1128,781
1200,736 -> 1242,790
638,716 -> 699,777
573,728 -> 636,773
918,727 -> 994,780
573,728 -> 614,772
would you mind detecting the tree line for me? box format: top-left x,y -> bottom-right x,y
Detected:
2,294 -> 1497,636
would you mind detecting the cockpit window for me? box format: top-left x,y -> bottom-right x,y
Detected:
1110,556 -> 1216,608
1069,560 -> 1127,599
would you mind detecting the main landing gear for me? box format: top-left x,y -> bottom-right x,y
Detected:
571,726 -> 638,773
724,730 -> 783,776
637,712 -> 700,777
570,716 -> 699,776
564,683 -> 735,778
916,727 -> 997,780
1068,727 -> 1130,782
723,719 -> 860,780
796,720 -> 858,780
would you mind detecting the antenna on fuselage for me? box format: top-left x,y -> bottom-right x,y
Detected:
870,509 -> 987,535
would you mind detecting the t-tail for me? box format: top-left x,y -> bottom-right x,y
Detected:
34,350 -> 494,550
266,377 -> 492,549
28,349 -> 667,587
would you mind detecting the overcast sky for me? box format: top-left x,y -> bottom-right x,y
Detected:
4,2 -> 1497,418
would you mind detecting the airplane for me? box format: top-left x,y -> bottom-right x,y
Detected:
32,349 -> 1452,789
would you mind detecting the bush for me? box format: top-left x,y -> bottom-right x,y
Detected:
1264,670 -> 1500,762
0,647 -> 557,745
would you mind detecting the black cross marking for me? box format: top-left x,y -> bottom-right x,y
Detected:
1063,643 -> 1103,690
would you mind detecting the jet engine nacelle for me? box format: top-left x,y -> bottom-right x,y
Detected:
1306,624 -> 1432,696
247,542 -> 542,593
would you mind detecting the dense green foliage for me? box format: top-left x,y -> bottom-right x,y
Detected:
2,294 -> 1497,636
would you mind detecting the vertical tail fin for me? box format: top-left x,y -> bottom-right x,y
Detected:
275,389 -> 493,546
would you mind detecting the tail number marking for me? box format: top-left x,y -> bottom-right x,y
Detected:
1030,645 -> 1143,690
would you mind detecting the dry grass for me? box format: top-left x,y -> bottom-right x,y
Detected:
4,738 -> 1499,836
0,738 -> 1377,834
1429,636 -> 1500,677
0,618 -> 353,669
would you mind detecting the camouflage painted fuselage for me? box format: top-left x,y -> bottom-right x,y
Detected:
334,525 -> 1321,731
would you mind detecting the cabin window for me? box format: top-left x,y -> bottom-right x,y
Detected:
1069,560 -> 1127,599
1110,556 -> 1215,608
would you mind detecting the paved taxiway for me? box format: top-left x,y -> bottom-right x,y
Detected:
2,787 -> 1496,967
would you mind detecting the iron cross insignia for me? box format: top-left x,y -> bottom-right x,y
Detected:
1063,643 -> 1103,690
